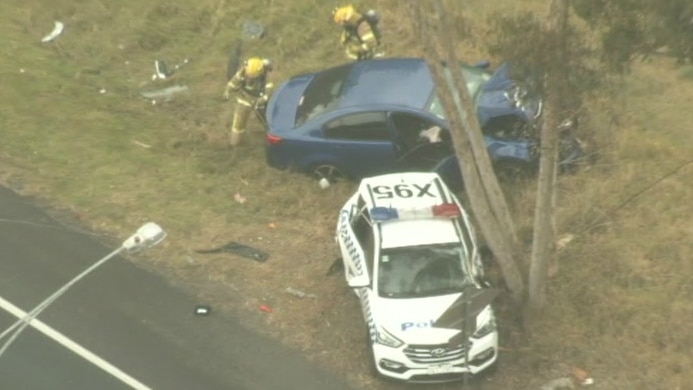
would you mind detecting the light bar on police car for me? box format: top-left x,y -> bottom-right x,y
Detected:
370,203 -> 460,222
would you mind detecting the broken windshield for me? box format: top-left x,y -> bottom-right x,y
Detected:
377,243 -> 472,298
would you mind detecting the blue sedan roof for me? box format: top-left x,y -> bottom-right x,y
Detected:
338,58 -> 435,110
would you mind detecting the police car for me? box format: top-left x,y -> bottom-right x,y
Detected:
335,172 -> 498,383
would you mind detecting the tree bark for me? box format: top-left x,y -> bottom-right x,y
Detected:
411,0 -> 525,302
527,0 -> 570,310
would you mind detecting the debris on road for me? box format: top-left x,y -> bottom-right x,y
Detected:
140,85 -> 189,103
194,305 -> 211,316
194,241 -> 269,262
41,21 -> 65,43
259,304 -> 272,313
286,287 -> 317,299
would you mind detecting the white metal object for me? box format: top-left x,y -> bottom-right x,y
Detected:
122,222 -> 167,253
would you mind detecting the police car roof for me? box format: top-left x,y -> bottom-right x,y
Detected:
358,172 -> 461,249
379,219 -> 460,249
358,172 -> 453,209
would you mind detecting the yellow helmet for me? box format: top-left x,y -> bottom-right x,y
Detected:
333,5 -> 355,24
244,57 -> 265,78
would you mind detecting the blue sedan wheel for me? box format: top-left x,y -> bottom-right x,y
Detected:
312,164 -> 346,182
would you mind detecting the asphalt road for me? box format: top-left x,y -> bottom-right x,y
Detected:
0,186 -> 354,390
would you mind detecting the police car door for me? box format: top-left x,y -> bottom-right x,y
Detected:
337,196 -> 371,288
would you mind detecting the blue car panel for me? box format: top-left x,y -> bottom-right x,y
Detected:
266,74 -> 313,132
264,57 -> 579,188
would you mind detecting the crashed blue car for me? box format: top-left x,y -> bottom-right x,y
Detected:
264,57 -> 582,189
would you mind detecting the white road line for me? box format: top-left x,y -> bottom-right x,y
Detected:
0,295 -> 152,390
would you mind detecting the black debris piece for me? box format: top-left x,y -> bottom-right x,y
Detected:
195,241 -> 269,262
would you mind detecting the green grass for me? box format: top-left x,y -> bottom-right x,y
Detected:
2,0 -> 693,389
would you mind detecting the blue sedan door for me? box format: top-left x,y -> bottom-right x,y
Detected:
321,111 -> 398,178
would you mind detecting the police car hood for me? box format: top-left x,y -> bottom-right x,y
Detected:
373,293 -> 489,344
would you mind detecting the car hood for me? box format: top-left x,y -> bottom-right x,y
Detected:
476,63 -> 539,126
266,73 -> 314,133
475,64 -> 517,127
374,293 -> 465,344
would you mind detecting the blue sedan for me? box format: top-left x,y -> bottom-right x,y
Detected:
264,57 -> 580,189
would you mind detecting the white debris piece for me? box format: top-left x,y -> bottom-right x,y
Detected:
541,377 -> 575,390
41,21 -> 65,43
140,85 -> 189,102
286,287 -> 317,299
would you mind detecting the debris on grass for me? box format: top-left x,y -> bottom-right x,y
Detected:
242,21 -> 266,39
571,367 -> 594,386
259,304 -> 272,313
41,21 -> 64,43
140,85 -> 189,103
556,233 -> 576,251
233,193 -> 246,204
318,178 -> 330,189
194,241 -> 269,262
132,140 -> 152,149
195,305 -> 211,316
325,258 -> 344,276
151,58 -> 190,81
268,222 -> 276,229
286,287 -> 317,299
540,377 -> 575,390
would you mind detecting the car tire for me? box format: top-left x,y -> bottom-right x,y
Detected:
311,164 -> 346,182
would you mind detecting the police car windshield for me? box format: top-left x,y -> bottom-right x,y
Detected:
295,64 -> 353,126
377,244 -> 472,298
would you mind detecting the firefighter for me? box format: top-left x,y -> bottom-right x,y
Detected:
223,57 -> 273,146
333,5 -> 381,61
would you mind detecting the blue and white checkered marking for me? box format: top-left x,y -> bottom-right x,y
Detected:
358,288 -> 376,343
338,208 -> 364,276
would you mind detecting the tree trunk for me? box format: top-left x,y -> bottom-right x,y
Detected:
527,0 -> 570,310
410,0 -> 525,302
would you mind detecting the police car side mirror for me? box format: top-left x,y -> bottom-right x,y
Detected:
347,275 -> 370,288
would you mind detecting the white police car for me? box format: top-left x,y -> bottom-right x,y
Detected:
335,172 -> 498,383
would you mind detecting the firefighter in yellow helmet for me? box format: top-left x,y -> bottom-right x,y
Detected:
223,57 -> 273,146
333,5 -> 381,61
